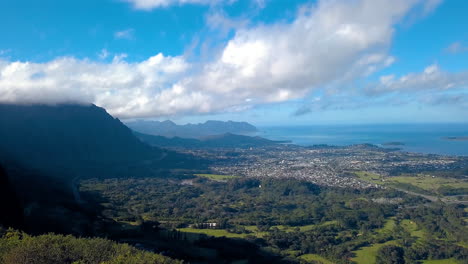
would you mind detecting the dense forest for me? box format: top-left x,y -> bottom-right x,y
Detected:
80,176 -> 468,264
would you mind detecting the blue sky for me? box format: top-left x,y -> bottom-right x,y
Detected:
0,0 -> 467,125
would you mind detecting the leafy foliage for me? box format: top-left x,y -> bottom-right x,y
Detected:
375,245 -> 405,264
0,228 -> 180,264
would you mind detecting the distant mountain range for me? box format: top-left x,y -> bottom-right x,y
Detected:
134,131 -> 289,149
126,120 -> 258,138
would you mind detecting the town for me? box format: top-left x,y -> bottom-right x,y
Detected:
180,143 -> 468,189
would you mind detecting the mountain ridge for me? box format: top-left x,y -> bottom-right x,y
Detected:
126,119 -> 258,139
134,131 -> 289,149
0,103 -> 207,234
0,103 -> 159,178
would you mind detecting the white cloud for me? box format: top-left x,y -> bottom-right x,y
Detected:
368,64 -> 468,95
0,54 -> 191,118
173,0 -> 425,105
114,28 -> 135,40
0,0 -> 452,118
295,63 -> 468,115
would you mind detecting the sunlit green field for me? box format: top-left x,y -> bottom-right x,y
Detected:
354,171 -> 468,196
352,240 -> 397,264
386,175 -> 468,193
400,219 -> 426,238
195,174 -> 240,181
422,259 -> 460,264
352,218 -> 399,264
376,218 -> 396,234
300,253 -> 335,264
269,221 -> 338,233
177,228 -> 247,238
354,171 -> 383,184
180,221 -> 340,240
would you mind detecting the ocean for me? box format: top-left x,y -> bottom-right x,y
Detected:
258,124 -> 468,156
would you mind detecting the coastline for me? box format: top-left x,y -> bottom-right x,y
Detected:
258,124 -> 468,157
443,136 -> 468,141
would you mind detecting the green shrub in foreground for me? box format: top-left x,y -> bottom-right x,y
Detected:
0,228 -> 181,264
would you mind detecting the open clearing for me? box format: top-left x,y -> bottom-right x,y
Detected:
422,259 -> 459,264
195,174 -> 240,181
386,175 -> 468,193
352,240 -> 397,264
300,253 -> 335,264
354,171 -> 468,196
177,228 -> 246,238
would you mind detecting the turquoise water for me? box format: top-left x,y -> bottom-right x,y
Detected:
258,124 -> 468,156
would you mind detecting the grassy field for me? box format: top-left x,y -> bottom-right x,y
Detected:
180,221 -> 340,240
385,175 -> 468,194
400,219 -> 426,238
177,228 -> 247,238
299,254 -> 335,264
195,174 -> 240,181
354,171 -> 468,196
422,259 -> 459,264
376,218 -> 396,235
354,171 -> 383,185
351,240 -> 397,264
351,218 -> 401,264
245,221 -> 338,235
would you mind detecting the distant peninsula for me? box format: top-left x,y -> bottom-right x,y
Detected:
382,142 -> 405,146
126,120 -> 258,139
134,132 -> 290,149
443,136 -> 468,141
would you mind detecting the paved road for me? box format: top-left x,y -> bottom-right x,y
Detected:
392,187 -> 468,205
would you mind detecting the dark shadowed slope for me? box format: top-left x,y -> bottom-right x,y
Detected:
0,103 -> 207,234
126,119 -> 258,138
0,165 -> 23,229
0,104 -> 165,178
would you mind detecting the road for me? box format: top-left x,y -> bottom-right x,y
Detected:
392,186 -> 468,205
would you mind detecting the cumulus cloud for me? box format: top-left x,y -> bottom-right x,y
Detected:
0,54 -> 193,118
173,0 -> 428,105
0,0 -> 452,118
294,62 -> 468,116
367,64 -> 468,95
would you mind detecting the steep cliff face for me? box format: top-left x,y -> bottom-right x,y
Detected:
0,103 -> 165,178
0,103 -> 205,234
